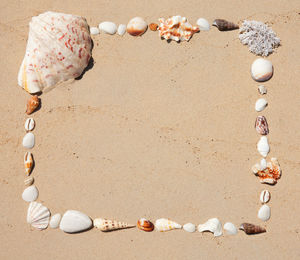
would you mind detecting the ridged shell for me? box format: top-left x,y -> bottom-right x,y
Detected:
257,136 -> 269,157
127,17 -> 148,36
137,218 -> 154,232
27,202 -> 50,230
239,223 -> 266,234
252,158 -> 281,184
212,19 -> 239,31
155,218 -> 182,231
18,11 -> 92,94
94,218 -> 135,232
197,218 -> 222,237
24,152 -> 34,176
24,176 -> 34,186
255,116 -> 269,135
26,95 -> 39,115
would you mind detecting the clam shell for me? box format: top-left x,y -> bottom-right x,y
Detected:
239,223 -> 266,234
196,18 -> 210,31
212,19 -> 239,31
60,210 -> 92,233
24,151 -> 34,176
25,118 -> 35,131
155,218 -> 182,232
22,132 -> 35,149
183,223 -> 196,233
50,213 -> 62,229
260,190 -> 270,204
223,222 -> 237,235
251,58 -> 273,82
137,218 -> 154,232
94,218 -> 135,232
257,136 -> 269,157
258,205 -> 271,221
24,176 -> 34,186
255,98 -> 268,112
117,24 -> 126,36
255,116 -> 269,135
27,202 -> 50,230
197,218 -> 222,237
258,85 -> 267,95
99,22 -> 117,35
127,17 -> 148,36
26,95 -> 39,115
90,27 -> 100,35
22,185 -> 39,202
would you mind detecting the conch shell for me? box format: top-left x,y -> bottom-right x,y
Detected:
239,223 -> 266,235
212,19 -> 239,31
154,218 -> 182,231
24,151 -> 34,176
26,95 -> 39,115
137,218 -> 154,232
252,158 -> 281,184
18,11 -> 92,94
158,16 -> 199,42
93,218 -> 135,232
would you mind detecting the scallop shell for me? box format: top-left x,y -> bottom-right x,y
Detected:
26,95 -> 39,115
223,222 -> 237,235
27,201 -> 50,230
212,19 -> 239,31
239,223 -> 266,235
196,18 -> 210,31
252,158 -> 281,184
251,58 -> 273,82
137,218 -> 154,232
149,23 -> 158,31
258,204 -> 271,221
25,118 -> 35,131
260,190 -> 270,203
99,22 -> 117,35
257,136 -> 269,157
127,17 -> 148,36
197,218 -> 222,237
158,16 -> 199,42
155,218 -> 182,232
18,11 -> 92,94
255,116 -> 269,135
24,151 -> 34,176
255,98 -> 268,112
93,218 -> 135,232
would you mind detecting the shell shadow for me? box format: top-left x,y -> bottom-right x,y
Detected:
75,39 -> 95,80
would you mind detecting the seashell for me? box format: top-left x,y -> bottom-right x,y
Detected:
24,176 -> 34,186
27,202 -> 50,230
22,132 -> 35,149
94,218 -> 135,232
99,21 -> 117,35
158,16 -> 199,42
197,218 -> 222,237
212,19 -> 239,31
255,116 -> 269,135
26,95 -> 39,115
223,222 -> 238,235
60,210 -> 92,233
239,223 -> 266,235
260,158 -> 267,170
252,158 -> 281,184
90,27 -> 100,35
255,98 -> 268,112
18,11 -> 92,94
127,17 -> 148,36
149,23 -> 158,31
183,223 -> 196,233
117,24 -> 126,36
22,185 -> 39,202
137,218 -> 154,232
251,58 -> 273,82
155,218 -> 182,232
50,213 -> 62,229
196,18 -> 210,31
260,190 -> 270,203
257,136 -> 269,157
25,118 -> 35,131
258,204 -> 271,221
258,85 -> 267,95
24,151 -> 34,176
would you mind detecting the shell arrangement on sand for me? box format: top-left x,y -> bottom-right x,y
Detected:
158,16 -> 199,42
18,11 -> 92,94
94,218 -> 135,232
27,202 -> 50,230
252,158 -> 281,184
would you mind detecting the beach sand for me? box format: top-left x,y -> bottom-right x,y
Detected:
0,0 -> 300,259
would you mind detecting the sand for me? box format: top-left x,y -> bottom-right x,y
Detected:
1,0 -> 300,259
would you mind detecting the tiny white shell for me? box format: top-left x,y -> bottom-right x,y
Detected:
22,185 -> 39,202
27,202 -> 50,230
196,18 -> 210,31
90,27 -> 100,35
257,136 -> 270,157
260,190 -> 270,204
50,213 -> 62,229
117,24 -> 126,36
22,132 -> 35,149
258,85 -> 267,95
260,158 -> 267,170
99,22 -> 117,35
258,204 -> 271,221
25,118 -> 35,131
198,218 -> 222,237
251,58 -> 273,82
223,222 -> 237,235
255,98 -> 268,112
183,223 -> 196,233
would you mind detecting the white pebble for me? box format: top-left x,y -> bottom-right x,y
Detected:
90,27 -> 100,35
50,213 -> 62,229
255,98 -> 268,112
59,210 -> 92,233
183,223 -> 196,233
196,18 -> 210,31
251,58 -> 273,82
99,22 -> 117,35
24,118 -> 35,131
117,24 -> 126,36
22,132 -> 35,149
22,185 -> 39,202
223,222 -> 238,235
258,204 -> 271,221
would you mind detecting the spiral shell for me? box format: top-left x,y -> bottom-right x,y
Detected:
93,218 -> 135,232
137,218 -> 154,232
239,223 -> 266,235
26,95 -> 39,115
24,152 -> 34,176
212,19 -> 239,31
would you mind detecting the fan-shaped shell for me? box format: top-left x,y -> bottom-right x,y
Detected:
27,202 -> 50,230
18,11 -> 92,94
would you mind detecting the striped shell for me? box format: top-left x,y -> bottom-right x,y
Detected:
137,218 -> 154,232
24,152 -> 34,176
255,116 -> 269,135
240,223 -> 266,234
27,202 -> 50,230
155,218 -> 182,231
93,218 -> 135,232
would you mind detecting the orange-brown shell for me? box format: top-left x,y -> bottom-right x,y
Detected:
254,158 -> 281,184
212,19 -> 239,31
240,223 -> 266,234
26,95 -> 39,115
149,23 -> 158,31
137,218 -> 154,232
24,152 -> 34,176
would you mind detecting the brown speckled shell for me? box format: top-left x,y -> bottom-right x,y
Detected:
137,219 -> 154,232
240,223 -> 266,234
255,116 -> 269,135
26,95 -> 39,115
149,23 -> 158,31
212,19 -> 239,31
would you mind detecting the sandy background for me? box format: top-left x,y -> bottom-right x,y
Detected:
1,0 -> 300,259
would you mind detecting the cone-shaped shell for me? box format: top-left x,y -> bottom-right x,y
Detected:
197,218 -> 223,237
255,116 -> 269,135
26,95 -> 39,115
212,19 -> 239,31
93,218 -> 135,232
27,202 -> 50,230
24,152 -> 34,176
154,218 -> 182,232
239,223 -> 266,234
137,218 -> 154,232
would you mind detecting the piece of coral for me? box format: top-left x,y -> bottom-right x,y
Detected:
239,20 -> 280,56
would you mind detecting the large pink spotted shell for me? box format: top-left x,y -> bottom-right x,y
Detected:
18,11 -> 92,94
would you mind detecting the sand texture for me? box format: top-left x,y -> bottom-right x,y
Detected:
0,0 -> 300,259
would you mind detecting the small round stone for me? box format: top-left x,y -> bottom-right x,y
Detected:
183,223 -> 196,233
22,185 -> 39,202
22,133 -> 35,149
